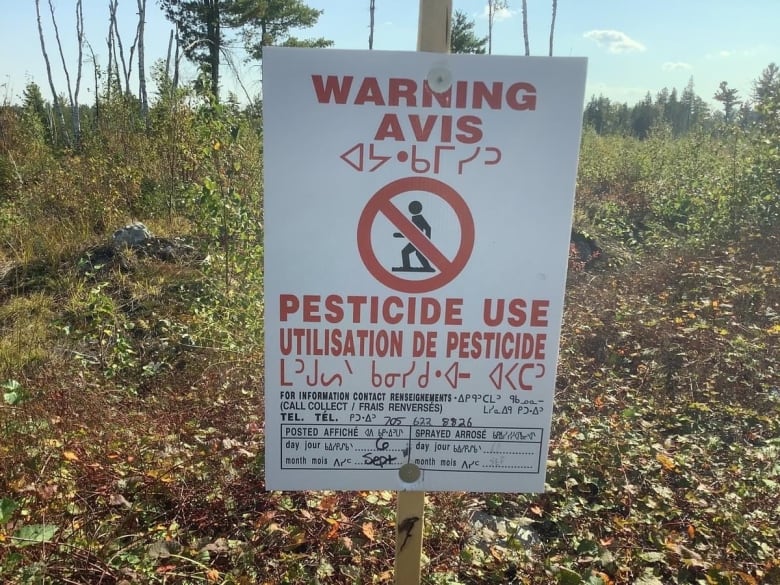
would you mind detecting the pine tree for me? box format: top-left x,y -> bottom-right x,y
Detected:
450,10 -> 487,54
714,81 -> 740,123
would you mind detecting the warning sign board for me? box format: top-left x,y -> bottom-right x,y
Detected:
263,47 -> 587,492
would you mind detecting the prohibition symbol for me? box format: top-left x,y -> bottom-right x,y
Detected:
357,177 -> 475,293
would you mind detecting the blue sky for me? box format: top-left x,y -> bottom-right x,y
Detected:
1,1 -> 778,110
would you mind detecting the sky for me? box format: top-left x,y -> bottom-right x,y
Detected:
1,0 -> 778,110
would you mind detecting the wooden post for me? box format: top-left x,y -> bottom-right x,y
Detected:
395,4 -> 452,585
417,0 -> 452,53
395,489 -> 426,585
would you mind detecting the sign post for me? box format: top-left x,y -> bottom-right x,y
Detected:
395,3 -> 452,583
262,3 -> 586,583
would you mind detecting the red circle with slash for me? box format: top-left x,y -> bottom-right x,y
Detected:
357,177 -> 475,293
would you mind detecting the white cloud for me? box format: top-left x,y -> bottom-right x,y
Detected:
706,46 -> 766,59
662,62 -> 692,72
584,30 -> 646,54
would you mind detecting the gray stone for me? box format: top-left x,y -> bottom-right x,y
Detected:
112,222 -> 152,249
467,510 -> 541,554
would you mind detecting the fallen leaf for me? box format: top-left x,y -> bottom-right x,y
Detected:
362,521 -> 375,541
63,451 -> 79,462
736,572 -> 758,585
206,569 -> 220,582
326,519 -> 340,539
656,452 -> 676,471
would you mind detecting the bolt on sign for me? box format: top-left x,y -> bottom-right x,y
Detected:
263,47 -> 587,492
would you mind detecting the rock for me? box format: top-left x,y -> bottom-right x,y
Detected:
466,510 -> 541,554
112,222 -> 152,249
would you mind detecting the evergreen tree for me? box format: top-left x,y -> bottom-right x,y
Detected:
159,0 -> 227,98
450,10 -> 487,54
630,92 -> 657,139
22,82 -> 51,142
232,0 -> 332,61
753,62 -> 779,104
681,77 -> 708,132
714,81 -> 740,122
159,0 -> 331,100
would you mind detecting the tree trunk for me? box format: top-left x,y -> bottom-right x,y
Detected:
137,0 -> 148,119
34,0 -> 68,146
488,0 -> 494,54
86,40 -> 99,125
206,0 -> 220,98
173,26 -> 180,91
47,0 -> 82,146
522,0 -> 529,56
74,0 -> 84,146
369,0 -> 375,49
111,1 -> 131,95
165,29 -> 174,84
549,0 -> 557,56
107,1 -> 115,101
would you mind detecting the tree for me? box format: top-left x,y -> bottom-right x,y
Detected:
549,0 -> 557,56
231,0 -> 333,61
487,0 -> 508,55
22,82 -> 52,143
630,92 -> 657,139
159,0 -> 226,98
681,77 -> 708,132
34,0 -> 67,145
368,0 -> 375,50
450,10 -> 486,54
714,81 -> 740,122
521,0 -> 529,56
160,0 -> 331,100
34,0 -> 84,147
753,62 -> 779,104
137,0 -> 149,119
752,62 -> 780,132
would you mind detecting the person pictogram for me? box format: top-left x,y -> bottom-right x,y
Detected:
392,201 -> 435,272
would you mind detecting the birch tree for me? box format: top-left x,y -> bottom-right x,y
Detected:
487,0 -> 508,55
549,0 -> 557,56
521,0 -> 529,56
137,0 -> 148,118
369,0 -> 376,50
34,0 -> 67,145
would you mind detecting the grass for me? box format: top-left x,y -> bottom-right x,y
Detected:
0,228 -> 777,584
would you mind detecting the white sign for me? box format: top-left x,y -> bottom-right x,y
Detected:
263,47 -> 586,492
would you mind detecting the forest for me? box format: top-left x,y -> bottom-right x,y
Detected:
1,1 -> 779,584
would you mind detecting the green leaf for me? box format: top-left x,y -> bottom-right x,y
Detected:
3,391 -> 20,405
0,498 -> 19,524
12,523 -> 59,547
2,379 -> 23,405
638,551 -> 665,562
